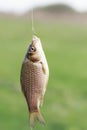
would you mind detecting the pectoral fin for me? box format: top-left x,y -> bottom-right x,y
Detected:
40,62 -> 46,74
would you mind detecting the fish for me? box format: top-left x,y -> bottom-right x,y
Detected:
20,35 -> 49,128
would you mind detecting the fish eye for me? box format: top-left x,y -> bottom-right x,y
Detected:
31,47 -> 35,51
30,46 -> 36,52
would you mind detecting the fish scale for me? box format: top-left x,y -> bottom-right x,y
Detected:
21,60 -> 44,113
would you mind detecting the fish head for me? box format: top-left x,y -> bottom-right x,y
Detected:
26,35 -> 43,62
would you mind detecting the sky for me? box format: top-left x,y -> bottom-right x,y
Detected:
0,0 -> 87,14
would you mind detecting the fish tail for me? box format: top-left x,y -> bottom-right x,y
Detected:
30,111 -> 45,128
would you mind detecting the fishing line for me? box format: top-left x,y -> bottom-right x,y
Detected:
31,6 -> 37,35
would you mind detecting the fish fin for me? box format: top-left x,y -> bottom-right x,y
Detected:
30,111 -> 45,128
40,61 -> 46,74
40,98 -> 44,107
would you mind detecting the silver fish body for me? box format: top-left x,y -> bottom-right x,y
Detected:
20,36 -> 49,128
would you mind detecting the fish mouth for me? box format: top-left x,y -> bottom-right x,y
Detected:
32,35 -> 39,41
32,35 -> 39,45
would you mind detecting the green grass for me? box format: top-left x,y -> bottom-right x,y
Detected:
0,18 -> 87,130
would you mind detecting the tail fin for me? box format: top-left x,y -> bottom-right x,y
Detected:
30,111 -> 45,128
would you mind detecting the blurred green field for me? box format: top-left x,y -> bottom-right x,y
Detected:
0,18 -> 87,130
